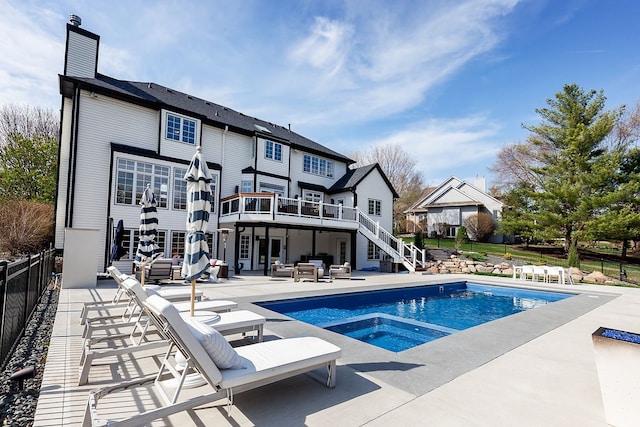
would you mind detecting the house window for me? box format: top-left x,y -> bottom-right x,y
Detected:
116,158 -> 169,208
259,182 -> 285,196
171,232 -> 185,258
241,180 -> 253,193
264,140 -> 282,161
303,154 -> 334,178
303,191 -> 322,203
239,235 -> 251,259
173,169 -> 216,212
446,226 -> 457,238
132,229 -> 166,259
210,175 -> 217,213
367,241 -> 380,260
165,113 -> 196,144
368,199 -> 381,216
173,167 -> 187,210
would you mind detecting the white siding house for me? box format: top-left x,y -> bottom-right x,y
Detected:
56,18 -> 411,276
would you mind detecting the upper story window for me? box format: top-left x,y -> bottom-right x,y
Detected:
165,112 -> 196,145
116,158 -> 169,208
264,140 -> 282,161
303,154 -> 334,178
174,167 -> 217,212
368,198 -> 381,216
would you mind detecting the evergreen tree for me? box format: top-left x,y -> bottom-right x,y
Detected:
523,84 -> 621,265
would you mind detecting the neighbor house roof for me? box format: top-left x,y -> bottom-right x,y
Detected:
59,73 -> 354,165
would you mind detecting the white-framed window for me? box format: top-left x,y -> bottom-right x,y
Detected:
259,182 -> 285,196
368,199 -> 381,216
116,158 -> 169,208
446,226 -> 457,238
172,231 -> 215,258
367,241 -> 380,260
173,167 -> 187,210
239,235 -> 251,259
241,180 -> 253,193
165,112 -> 197,145
264,140 -> 282,161
123,229 -> 166,260
303,191 -> 322,203
303,154 -> 334,178
210,174 -> 217,213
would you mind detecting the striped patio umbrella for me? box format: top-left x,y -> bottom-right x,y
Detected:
181,147 -> 213,315
136,183 -> 162,285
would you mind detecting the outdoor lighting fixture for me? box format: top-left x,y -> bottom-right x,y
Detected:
217,228 -> 233,263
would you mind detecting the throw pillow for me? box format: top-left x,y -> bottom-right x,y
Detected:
185,317 -> 244,369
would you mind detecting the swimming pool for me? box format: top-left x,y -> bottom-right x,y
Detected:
257,282 -> 573,352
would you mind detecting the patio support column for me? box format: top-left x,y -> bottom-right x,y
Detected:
350,230 -> 357,270
233,226 -> 241,274
263,226 -> 270,276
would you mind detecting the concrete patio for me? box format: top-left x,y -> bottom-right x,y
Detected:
33,270 -> 640,426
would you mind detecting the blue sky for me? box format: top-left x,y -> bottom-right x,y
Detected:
2,0 -> 639,188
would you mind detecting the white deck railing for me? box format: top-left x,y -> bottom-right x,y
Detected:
219,193 -> 426,271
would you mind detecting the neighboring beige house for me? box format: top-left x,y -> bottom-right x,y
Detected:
405,176 -> 504,243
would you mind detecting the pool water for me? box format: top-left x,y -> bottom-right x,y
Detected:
257,282 -> 572,352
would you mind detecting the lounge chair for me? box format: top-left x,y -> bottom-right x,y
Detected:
79,278 -> 264,385
271,261 -> 295,278
81,267 -> 205,326
329,263 -> 351,279
83,295 -> 341,426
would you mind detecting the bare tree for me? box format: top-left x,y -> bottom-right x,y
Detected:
0,104 -> 59,145
488,142 -> 546,194
348,143 -> 424,230
463,212 -> 497,242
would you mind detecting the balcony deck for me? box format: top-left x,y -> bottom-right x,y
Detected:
219,194 -> 359,229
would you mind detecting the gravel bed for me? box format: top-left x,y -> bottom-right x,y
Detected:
0,288 -> 59,426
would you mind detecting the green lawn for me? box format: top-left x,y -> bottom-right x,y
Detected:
405,237 -> 640,285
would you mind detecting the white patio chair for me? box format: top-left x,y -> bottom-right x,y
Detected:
546,266 -> 565,284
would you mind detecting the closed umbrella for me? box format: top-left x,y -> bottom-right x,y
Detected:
181,146 -> 213,315
110,219 -> 127,262
136,183 -> 162,286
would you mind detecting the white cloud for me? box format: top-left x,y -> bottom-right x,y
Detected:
269,0 -> 522,128
0,0 -> 64,109
289,17 -> 353,78
360,115 -> 505,182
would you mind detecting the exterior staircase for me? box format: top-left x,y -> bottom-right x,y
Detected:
356,211 -> 427,272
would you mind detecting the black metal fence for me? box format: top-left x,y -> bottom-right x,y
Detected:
0,249 -> 56,368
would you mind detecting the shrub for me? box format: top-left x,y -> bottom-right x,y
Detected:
0,200 -> 54,255
414,231 -> 424,249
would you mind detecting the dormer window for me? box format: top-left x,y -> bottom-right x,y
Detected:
165,112 -> 196,144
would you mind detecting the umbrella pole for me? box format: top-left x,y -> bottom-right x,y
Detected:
140,261 -> 146,288
190,280 -> 196,316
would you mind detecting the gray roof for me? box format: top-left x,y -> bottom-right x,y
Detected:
60,73 -> 353,164
329,163 -> 399,198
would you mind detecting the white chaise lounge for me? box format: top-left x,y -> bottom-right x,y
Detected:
83,295 -> 341,426
79,279 -> 264,385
